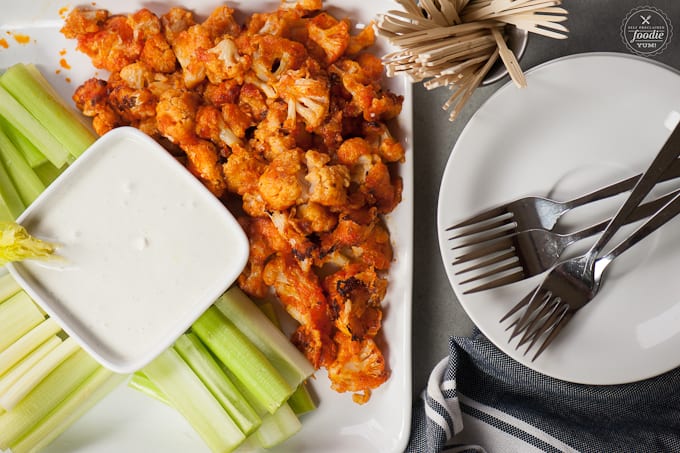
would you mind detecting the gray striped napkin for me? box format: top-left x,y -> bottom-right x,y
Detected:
407,329 -> 680,453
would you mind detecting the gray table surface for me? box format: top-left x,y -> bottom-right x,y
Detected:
410,0 -> 680,397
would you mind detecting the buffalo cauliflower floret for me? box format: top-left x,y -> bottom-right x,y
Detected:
223,143 -> 267,196
160,7 -> 195,46
182,138 -> 227,197
294,202 -> 337,234
202,5 -> 242,39
276,69 -> 330,130
203,37 -> 252,84
195,104 -> 245,150
307,13 -> 350,64
327,332 -> 389,404
280,0 -> 323,11
118,61 -> 154,89
70,14 -> 143,72
337,137 -> 402,213
127,8 -> 161,41
247,34 -> 308,83
172,24 -> 213,88
304,150 -> 350,208
60,8 -> 108,38
346,22 -> 376,55
257,148 -> 307,211
155,89 -> 199,144
140,33 -> 177,73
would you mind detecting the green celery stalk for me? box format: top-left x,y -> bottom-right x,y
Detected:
0,85 -> 69,168
0,156 -> 25,221
0,124 -> 45,205
33,161 -> 65,186
0,271 -> 21,303
192,306 -> 293,415
0,291 -> 44,352
0,337 -> 62,397
0,318 -> 62,376
257,302 -> 316,415
128,372 -> 171,406
0,348 -> 99,449
214,287 -> 314,390
174,333 -> 261,436
0,116 -> 47,168
252,402 -> 302,449
287,382 -> 316,416
0,337 -> 80,411
142,347 -> 245,453
0,64 -> 96,159
9,367 -> 124,453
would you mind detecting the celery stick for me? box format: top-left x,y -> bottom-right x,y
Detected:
128,372 -> 171,406
0,85 -> 69,168
0,64 -> 96,159
0,318 -> 62,376
253,403 -> 301,449
9,367 -> 124,453
0,116 -> 47,168
0,291 -> 43,352
287,383 -> 316,416
175,333 -> 261,435
192,306 -> 294,415
257,302 -> 316,415
0,155 -> 25,221
0,337 -> 61,396
256,403 -> 302,448
0,271 -> 21,303
0,348 -> 99,449
0,337 -> 80,411
33,161 -> 65,186
143,347 -> 246,453
214,287 -> 314,389
0,125 -> 44,205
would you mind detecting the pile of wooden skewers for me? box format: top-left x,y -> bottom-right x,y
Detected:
376,0 -> 568,121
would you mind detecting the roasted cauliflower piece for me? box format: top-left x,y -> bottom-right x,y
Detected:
307,13 -> 350,64
276,69 -> 330,130
304,150 -> 350,208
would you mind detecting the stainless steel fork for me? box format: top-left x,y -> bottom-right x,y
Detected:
452,190 -> 680,293
445,158 -> 680,240
501,122 -> 680,360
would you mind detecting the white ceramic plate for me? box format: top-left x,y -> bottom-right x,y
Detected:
0,1 -> 413,452
438,53 -> 680,385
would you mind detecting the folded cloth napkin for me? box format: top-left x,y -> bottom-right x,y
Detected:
407,329 -> 680,453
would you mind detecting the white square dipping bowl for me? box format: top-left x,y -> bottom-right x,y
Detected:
7,127 -> 249,374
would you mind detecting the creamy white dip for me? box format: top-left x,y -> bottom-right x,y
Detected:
8,127 -> 249,373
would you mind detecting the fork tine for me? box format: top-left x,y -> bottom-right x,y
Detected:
464,269 -> 525,294
447,215 -> 516,241
530,311 -> 573,361
459,260 -> 521,285
499,289 -> 535,323
455,248 -> 516,274
445,206 -> 509,230
449,226 -> 516,250
516,297 -> 562,347
452,237 -> 513,261
509,289 -> 551,339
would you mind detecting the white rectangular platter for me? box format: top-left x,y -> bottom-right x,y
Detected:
0,1 -> 413,452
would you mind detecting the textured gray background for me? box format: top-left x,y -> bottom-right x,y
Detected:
410,0 -> 680,396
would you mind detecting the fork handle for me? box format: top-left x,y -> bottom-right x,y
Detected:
589,124 -> 680,258
568,189 -> 680,242
598,190 -> 680,269
563,158 -> 680,210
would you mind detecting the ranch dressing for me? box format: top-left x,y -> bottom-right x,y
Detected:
8,127 -> 249,373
